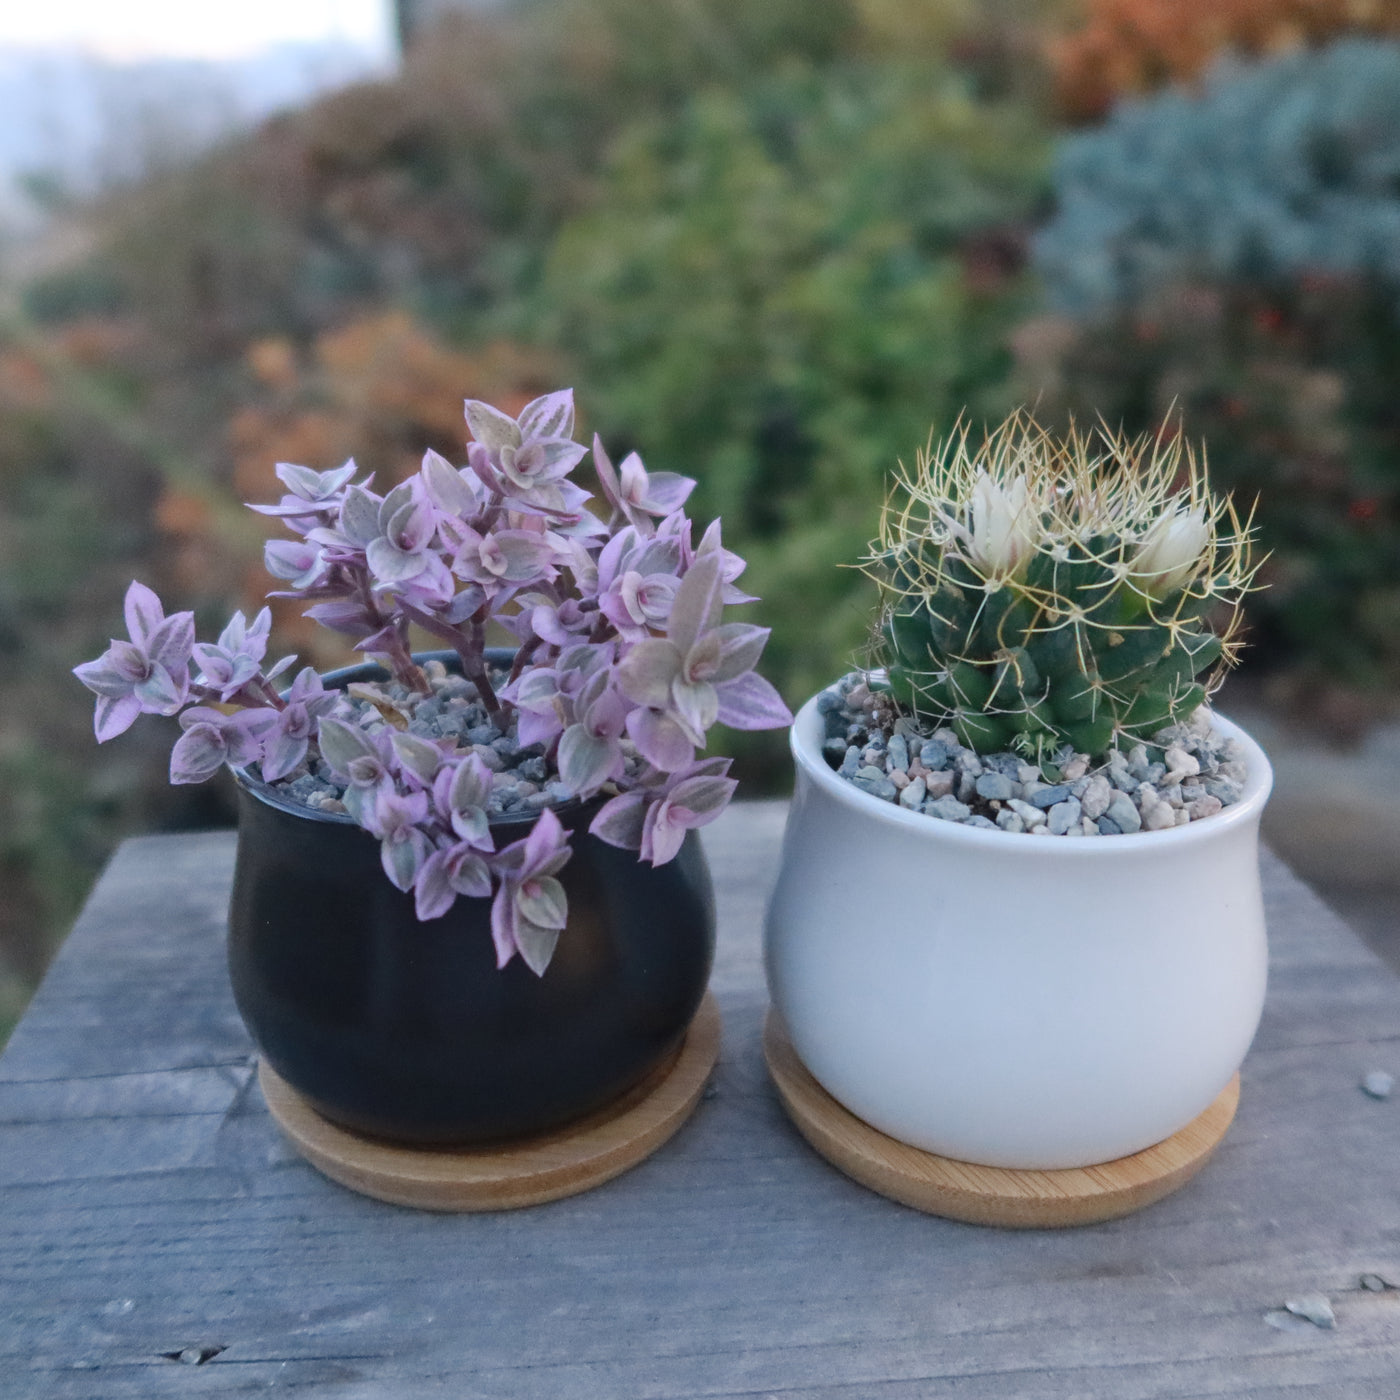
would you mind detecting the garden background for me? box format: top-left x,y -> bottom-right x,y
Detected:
4,0 -> 1400,1039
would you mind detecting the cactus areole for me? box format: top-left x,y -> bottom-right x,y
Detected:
864,413 -> 1260,767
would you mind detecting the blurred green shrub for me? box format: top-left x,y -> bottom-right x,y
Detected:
539,61 -> 1045,772
1015,274 -> 1400,708
1035,39 -> 1400,311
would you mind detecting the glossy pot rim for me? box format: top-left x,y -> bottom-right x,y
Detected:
791,683 -> 1273,856
232,648 -> 590,831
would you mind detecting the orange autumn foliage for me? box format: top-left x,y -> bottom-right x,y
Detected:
1051,0 -> 1400,121
155,312 -> 556,666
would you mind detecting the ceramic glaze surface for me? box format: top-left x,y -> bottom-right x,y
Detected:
764,696 -> 1272,1169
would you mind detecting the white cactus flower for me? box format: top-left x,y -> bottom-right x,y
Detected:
1132,507 -> 1210,597
949,472 -> 1038,579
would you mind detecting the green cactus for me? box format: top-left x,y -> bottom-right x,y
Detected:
864,413 -> 1259,765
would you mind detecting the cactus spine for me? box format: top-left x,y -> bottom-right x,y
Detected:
864,413 -> 1259,764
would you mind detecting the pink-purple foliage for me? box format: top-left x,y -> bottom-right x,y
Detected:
74,391 -> 791,974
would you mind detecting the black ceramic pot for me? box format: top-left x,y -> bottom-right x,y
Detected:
227,653 -> 716,1146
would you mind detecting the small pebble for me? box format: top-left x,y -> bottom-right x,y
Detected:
1030,784 -> 1070,810
1061,756 -> 1088,783
1080,774 -> 1113,821
964,815 -> 997,830
1164,745 -> 1201,779
1127,744 -> 1152,780
886,734 -> 910,772
889,769 -> 910,791
996,810 -> 1025,834
473,744 -> 505,772
1361,1071 -> 1394,1100
975,773 -> 1015,802
1140,789 -> 1176,832
1008,798 -> 1048,830
899,777 -> 927,810
1047,798 -> 1082,836
853,775 -> 898,802
924,770 -> 956,800
1097,816 -> 1122,835
1360,1274 -> 1391,1292
920,740 -> 951,771
1188,795 -> 1223,821
1284,1293 -> 1336,1329
925,795 -> 971,823
1105,792 -> 1142,833
1205,777 -> 1242,805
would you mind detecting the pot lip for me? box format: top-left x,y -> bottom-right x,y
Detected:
791,682 -> 1273,854
232,648 -> 591,831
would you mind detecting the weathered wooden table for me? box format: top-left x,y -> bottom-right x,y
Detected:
4,802 -> 1399,1397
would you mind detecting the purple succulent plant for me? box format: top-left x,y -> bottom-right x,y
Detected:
74,390 -> 792,974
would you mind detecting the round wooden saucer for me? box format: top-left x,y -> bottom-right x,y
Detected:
763,1011 -> 1238,1228
260,993 -> 721,1211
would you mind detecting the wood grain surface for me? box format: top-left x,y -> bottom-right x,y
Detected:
260,993 -> 721,1211
764,1011 -> 1239,1227
3,804 -> 1399,1398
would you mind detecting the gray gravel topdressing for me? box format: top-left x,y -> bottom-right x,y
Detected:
256,659 -> 621,818
820,672 -> 1248,837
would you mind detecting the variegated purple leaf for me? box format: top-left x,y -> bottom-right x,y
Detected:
381,828 -> 430,892
419,449 -> 477,516
616,638 -> 681,709
169,722 -> 228,784
264,540 -> 325,590
513,912 -> 563,977
339,484 -> 382,546
414,844 -> 494,920
311,717 -> 374,778
557,724 -> 622,797
122,580 -> 165,649
518,390 -> 575,443
391,731 -> 442,784
588,791 -> 649,850
92,693 -> 142,743
669,677 -> 717,744
133,661 -> 188,715
667,550 -> 725,656
465,399 -> 522,452
712,623 -> 769,682
625,706 -> 695,772
714,671 -> 793,730
73,654 -> 138,699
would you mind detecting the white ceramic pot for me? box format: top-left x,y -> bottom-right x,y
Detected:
764,692 -> 1272,1170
